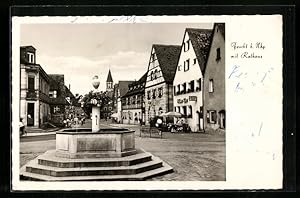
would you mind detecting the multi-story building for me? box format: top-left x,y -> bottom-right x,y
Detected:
173,28 -> 213,132
49,74 -> 76,125
113,81 -> 134,123
144,44 -> 181,125
20,46 -> 51,127
203,23 -> 225,131
121,73 -> 147,125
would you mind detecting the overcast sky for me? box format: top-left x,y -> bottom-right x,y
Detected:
20,23 -> 213,95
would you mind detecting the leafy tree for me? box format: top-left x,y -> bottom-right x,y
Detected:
81,91 -> 111,118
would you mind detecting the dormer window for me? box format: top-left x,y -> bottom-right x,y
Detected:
49,90 -> 57,98
27,52 -> 35,64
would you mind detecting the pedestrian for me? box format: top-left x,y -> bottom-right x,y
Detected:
74,115 -> 79,126
19,118 -> 26,136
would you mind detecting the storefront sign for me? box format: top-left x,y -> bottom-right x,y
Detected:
177,98 -> 189,104
189,96 -> 197,101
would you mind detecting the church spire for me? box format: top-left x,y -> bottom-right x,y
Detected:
106,69 -> 113,83
106,69 -> 113,92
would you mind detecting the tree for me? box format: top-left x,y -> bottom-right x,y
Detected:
81,91 -> 111,118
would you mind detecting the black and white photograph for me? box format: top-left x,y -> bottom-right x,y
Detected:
11,15 -> 283,191
18,21 -> 225,182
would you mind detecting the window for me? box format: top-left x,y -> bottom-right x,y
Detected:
209,79 -> 214,93
188,106 -> 193,118
207,110 -> 217,124
181,83 -> 186,94
159,107 -> 163,115
152,89 -> 156,99
177,84 -> 181,95
190,80 -> 195,92
196,78 -> 202,91
49,90 -> 57,98
184,59 -> 190,71
53,106 -> 60,113
182,106 -> 187,116
154,69 -> 158,79
184,40 -> 190,52
150,71 -> 154,80
177,107 -> 180,113
193,58 -> 197,65
27,52 -> 35,63
28,76 -> 35,91
158,87 -> 163,98
147,91 -> 151,100
173,86 -> 176,96
178,65 -> 182,71
216,48 -> 221,61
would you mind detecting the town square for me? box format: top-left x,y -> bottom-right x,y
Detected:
18,22 -> 225,181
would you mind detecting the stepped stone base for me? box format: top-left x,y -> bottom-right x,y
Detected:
20,128 -> 173,181
20,149 -> 173,181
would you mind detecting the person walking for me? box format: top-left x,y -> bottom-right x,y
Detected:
19,118 -> 26,136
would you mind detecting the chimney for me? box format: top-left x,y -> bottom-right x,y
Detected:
69,84 -> 71,91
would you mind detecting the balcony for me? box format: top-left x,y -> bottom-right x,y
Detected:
26,91 -> 37,100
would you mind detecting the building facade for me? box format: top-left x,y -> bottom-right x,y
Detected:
113,81 -> 134,123
144,44 -> 181,125
203,23 -> 225,131
173,28 -> 213,132
101,70 -> 114,119
20,46 -> 51,127
121,73 -> 147,125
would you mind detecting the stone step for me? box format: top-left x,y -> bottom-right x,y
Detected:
38,150 -> 152,168
20,162 -> 173,181
25,157 -> 163,177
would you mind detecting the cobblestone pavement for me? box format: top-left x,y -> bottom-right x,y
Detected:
20,120 -> 225,181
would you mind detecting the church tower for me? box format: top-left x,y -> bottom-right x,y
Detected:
106,69 -> 113,92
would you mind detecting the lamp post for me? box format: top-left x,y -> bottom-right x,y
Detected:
91,76 -> 101,132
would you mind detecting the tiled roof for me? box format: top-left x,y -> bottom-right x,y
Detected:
122,72 -> 147,98
153,44 -> 181,83
106,69 -> 113,82
186,28 -> 213,73
118,81 -> 134,97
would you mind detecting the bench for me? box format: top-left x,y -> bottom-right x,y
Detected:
140,126 -> 162,138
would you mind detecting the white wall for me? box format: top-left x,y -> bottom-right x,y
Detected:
173,31 -> 204,132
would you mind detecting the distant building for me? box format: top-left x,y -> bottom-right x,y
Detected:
173,28 -> 213,132
121,73 -> 147,125
113,81 -> 134,123
20,46 -> 51,127
144,44 -> 181,124
203,23 -> 225,131
101,70 -> 114,119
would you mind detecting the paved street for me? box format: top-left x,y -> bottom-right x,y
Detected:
20,119 -> 225,181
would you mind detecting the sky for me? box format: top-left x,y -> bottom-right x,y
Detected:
20,23 -> 213,95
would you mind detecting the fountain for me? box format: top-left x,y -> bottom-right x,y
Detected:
20,76 -> 173,181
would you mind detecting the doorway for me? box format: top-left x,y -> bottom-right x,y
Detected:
27,103 -> 34,126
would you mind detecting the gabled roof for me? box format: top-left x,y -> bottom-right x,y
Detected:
186,28 -> 213,73
118,81 -> 134,97
122,72 -> 147,98
106,69 -> 113,82
152,44 -> 181,83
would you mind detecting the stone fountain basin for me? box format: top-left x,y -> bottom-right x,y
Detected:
56,128 -> 136,158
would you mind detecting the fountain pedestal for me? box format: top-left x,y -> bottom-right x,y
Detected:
91,106 -> 101,132
55,129 -> 136,158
